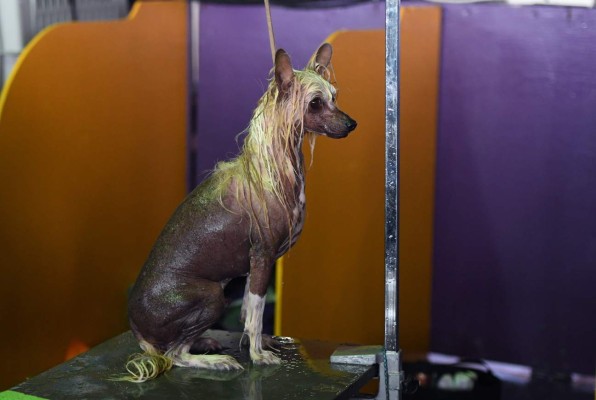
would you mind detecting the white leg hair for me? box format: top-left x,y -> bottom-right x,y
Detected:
170,344 -> 243,371
244,292 -> 281,365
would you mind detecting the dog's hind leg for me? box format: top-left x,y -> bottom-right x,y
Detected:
171,344 -> 243,370
190,336 -> 224,353
141,277 -> 243,371
171,279 -> 243,370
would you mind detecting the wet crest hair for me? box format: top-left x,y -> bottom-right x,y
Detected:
210,51 -> 336,244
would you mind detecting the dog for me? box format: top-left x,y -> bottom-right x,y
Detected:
124,43 -> 357,382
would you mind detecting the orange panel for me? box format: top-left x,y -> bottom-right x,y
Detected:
278,6 -> 441,353
0,1 -> 187,388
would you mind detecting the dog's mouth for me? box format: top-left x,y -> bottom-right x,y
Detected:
309,119 -> 358,139
325,131 -> 351,139
308,130 -> 350,139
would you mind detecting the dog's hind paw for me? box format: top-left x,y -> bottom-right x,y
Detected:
175,354 -> 244,371
251,350 -> 282,366
190,337 -> 224,354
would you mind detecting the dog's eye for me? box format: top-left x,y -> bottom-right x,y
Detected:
332,95 -> 336,103
309,97 -> 322,111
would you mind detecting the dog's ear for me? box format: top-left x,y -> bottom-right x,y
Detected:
307,43 -> 333,77
275,49 -> 294,95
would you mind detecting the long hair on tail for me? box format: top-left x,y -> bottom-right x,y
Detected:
111,341 -> 174,382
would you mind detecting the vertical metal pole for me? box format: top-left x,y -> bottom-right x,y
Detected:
385,0 -> 402,398
385,0 -> 400,356
330,2 -> 403,398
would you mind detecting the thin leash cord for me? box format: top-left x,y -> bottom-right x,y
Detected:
264,0 -> 276,64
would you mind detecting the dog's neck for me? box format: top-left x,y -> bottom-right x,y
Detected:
257,130 -> 304,203
243,94 -> 306,206
211,85 -> 310,245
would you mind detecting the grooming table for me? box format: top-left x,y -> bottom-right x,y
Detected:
6,331 -> 376,400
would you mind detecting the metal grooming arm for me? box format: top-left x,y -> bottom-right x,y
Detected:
330,0 -> 403,398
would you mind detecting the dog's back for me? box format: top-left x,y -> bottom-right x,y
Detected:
128,174 -> 251,349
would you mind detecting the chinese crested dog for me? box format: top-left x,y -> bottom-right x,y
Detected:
124,43 -> 357,382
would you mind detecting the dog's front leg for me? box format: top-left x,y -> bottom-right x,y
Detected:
244,245 -> 281,365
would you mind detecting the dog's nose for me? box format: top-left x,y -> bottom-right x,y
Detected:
346,118 -> 357,131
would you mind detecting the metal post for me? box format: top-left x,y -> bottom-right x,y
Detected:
330,1 -> 403,398
383,0 -> 402,397
385,0 -> 400,358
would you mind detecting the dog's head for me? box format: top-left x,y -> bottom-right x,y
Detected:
274,44 -> 357,139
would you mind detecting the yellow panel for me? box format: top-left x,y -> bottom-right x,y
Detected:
278,6 -> 441,353
0,1 -> 187,388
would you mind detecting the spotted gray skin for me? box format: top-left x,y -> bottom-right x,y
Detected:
127,43 -> 357,368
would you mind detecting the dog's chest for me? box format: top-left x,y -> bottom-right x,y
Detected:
292,180 -> 306,238
275,178 -> 306,258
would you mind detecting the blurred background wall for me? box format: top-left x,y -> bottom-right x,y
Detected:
432,4 -> 596,376
0,0 -> 130,88
0,1 -> 187,388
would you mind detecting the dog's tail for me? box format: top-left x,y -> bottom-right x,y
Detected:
112,350 -> 174,383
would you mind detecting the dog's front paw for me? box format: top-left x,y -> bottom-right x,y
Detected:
251,350 -> 282,366
241,334 -> 281,352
